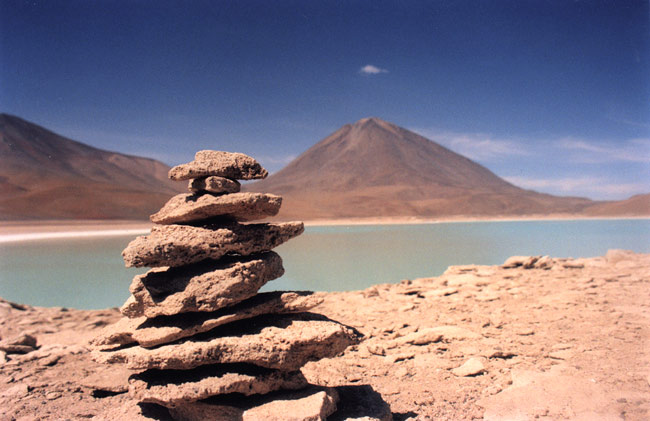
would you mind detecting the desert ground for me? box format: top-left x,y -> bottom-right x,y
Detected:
1,247 -> 648,420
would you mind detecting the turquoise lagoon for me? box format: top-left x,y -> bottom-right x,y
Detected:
0,219 -> 648,309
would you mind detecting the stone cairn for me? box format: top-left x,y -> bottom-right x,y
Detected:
92,151 -> 363,420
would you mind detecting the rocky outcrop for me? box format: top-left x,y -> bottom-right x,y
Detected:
91,150 -> 383,420
122,221 -> 304,267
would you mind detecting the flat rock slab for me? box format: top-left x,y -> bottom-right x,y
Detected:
188,176 -> 240,194
0,334 -> 37,354
95,316 -> 360,371
478,369 -> 624,420
92,291 -> 323,349
120,253 -> 283,318
130,364 -> 307,407
167,386 -> 339,421
451,357 -> 486,377
150,192 -> 282,224
122,221 -> 304,268
169,150 -> 268,181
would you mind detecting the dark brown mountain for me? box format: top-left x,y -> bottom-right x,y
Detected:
246,117 -> 631,220
0,113 -> 184,220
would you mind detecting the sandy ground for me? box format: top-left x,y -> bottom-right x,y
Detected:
1,250 -> 648,420
2,216 -> 648,240
0,220 -> 152,241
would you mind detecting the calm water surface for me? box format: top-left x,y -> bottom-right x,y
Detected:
1,219 -> 648,309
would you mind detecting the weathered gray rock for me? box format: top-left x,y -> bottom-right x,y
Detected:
92,291 -> 323,349
150,192 -> 282,224
169,150 -> 268,181
130,365 -> 308,407
95,316 -> 360,371
122,221 -> 304,268
167,387 -> 339,421
120,253 -> 284,319
188,176 -> 240,194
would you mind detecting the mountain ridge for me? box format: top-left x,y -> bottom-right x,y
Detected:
0,113 -> 184,220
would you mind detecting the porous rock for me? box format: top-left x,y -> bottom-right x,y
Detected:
169,150 -> 268,181
0,333 -> 37,354
167,387 -> 339,421
188,176 -> 240,194
92,291 -> 323,349
94,316 -> 360,371
242,387 -> 339,421
129,364 -> 308,406
502,256 -> 540,269
120,252 -> 284,318
150,192 -> 282,224
451,357 -> 486,377
122,221 -> 304,268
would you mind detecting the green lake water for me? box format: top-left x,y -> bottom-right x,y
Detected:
1,219 -> 648,309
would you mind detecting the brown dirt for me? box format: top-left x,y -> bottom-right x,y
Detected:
1,251 -> 649,420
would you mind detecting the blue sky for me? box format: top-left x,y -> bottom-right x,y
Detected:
1,0 -> 648,200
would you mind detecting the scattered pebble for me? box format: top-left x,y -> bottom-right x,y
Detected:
366,344 -> 386,356
45,391 -> 61,400
451,357 -> 486,377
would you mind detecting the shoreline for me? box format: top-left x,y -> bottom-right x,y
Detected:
1,215 -> 648,243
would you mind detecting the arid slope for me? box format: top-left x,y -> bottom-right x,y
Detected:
245,117 -> 599,220
0,114 -> 184,220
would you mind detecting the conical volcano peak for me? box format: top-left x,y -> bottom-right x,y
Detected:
353,116 -> 393,129
350,117 -> 402,140
245,117 -> 597,219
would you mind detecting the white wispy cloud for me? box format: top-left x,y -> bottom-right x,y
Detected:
503,175 -> 646,200
556,137 -> 650,163
359,64 -> 388,75
412,128 -> 529,161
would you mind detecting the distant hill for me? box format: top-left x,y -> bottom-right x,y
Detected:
583,194 -> 650,217
246,117 -> 646,220
0,113 -> 184,220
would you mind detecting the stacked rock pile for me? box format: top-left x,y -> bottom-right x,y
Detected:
92,151 -> 362,420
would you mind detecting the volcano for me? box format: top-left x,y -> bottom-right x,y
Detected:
245,117 -> 596,220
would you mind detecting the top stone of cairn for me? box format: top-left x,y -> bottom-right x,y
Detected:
169,150 -> 268,181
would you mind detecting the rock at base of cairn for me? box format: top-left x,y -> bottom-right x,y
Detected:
92,291 -> 323,349
129,364 -> 308,407
96,315 -> 359,371
168,386 -> 339,421
92,150 -> 390,420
